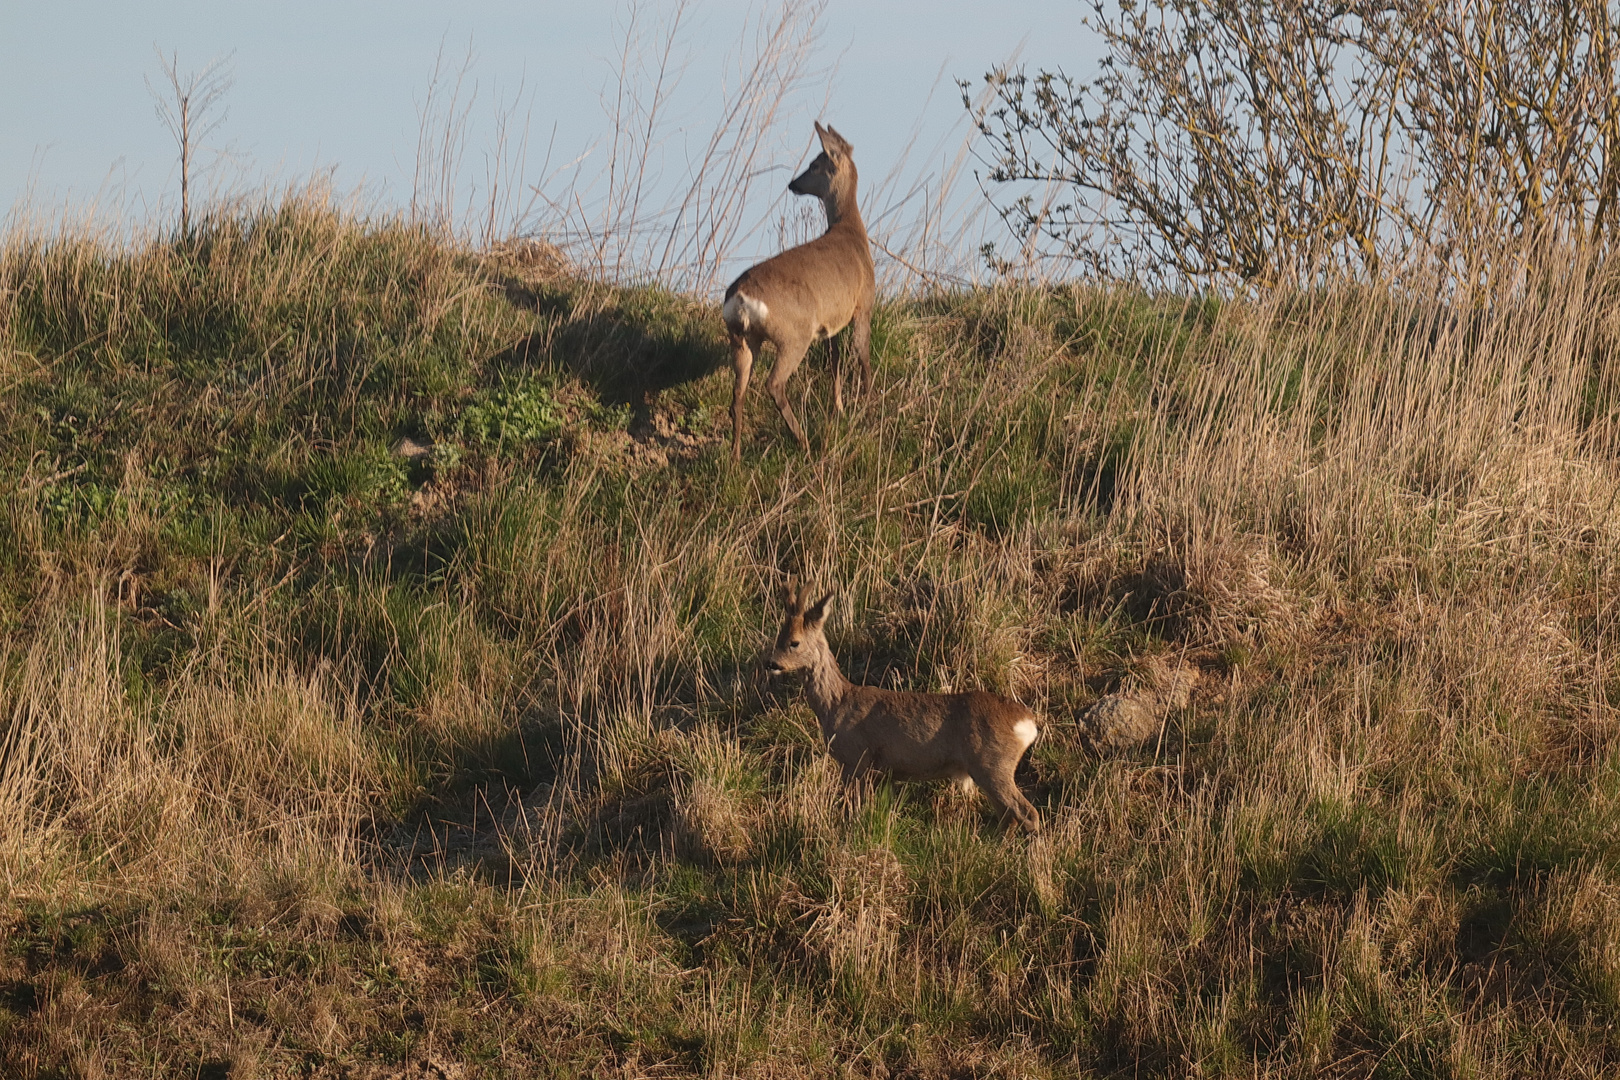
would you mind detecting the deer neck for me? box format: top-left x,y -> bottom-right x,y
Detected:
802,645 -> 852,725
820,184 -> 865,235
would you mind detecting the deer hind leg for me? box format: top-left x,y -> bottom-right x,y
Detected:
764,334 -> 812,452
970,764 -> 1042,834
730,332 -> 756,462
852,306 -> 873,396
828,330 -> 846,415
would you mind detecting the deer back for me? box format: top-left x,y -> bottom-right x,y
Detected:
825,684 -> 1038,782
725,226 -> 873,342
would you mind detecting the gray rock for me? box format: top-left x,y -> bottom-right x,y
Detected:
1080,693 -> 1162,751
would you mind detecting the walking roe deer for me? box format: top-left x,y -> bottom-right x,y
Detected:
765,583 -> 1043,833
723,122 -> 876,461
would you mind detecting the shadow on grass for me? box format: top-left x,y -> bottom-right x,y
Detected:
370,648 -> 767,886
494,277 -> 730,405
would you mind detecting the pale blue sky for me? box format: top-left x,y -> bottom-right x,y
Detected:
2,1 -> 1097,277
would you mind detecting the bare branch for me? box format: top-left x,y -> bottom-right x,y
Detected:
147,47 -> 235,238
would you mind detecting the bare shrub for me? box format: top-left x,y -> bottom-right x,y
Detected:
966,0 -> 1620,285
147,48 -> 234,239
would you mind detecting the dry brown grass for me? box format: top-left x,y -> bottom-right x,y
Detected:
2,195 -> 1619,1075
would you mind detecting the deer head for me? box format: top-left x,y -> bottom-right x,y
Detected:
788,122 -> 859,226
766,580 -> 836,674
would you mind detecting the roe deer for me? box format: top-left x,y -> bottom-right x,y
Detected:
723,122 -> 876,461
765,582 -> 1043,833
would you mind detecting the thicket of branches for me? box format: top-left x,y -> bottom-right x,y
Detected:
965,0 -> 1620,285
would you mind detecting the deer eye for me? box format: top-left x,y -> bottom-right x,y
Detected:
789,640 -> 801,649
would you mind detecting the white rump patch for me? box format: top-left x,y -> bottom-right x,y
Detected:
1013,717 -> 1039,751
723,291 -> 769,333
955,775 -> 978,794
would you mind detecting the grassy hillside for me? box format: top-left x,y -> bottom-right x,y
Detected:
2,190 -> 1618,1078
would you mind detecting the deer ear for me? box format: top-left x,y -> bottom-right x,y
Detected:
819,124 -> 852,158
781,575 -> 802,615
804,589 -> 836,627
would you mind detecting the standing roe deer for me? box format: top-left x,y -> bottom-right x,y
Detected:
765,582 -> 1043,833
723,122 -> 876,461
